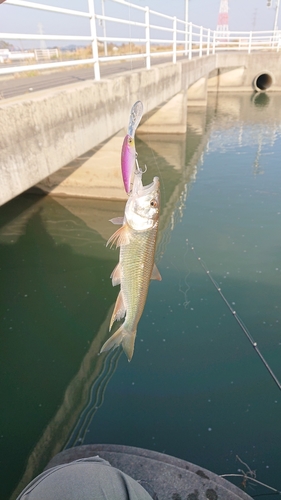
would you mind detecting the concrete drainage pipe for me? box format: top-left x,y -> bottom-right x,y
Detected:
254,72 -> 273,92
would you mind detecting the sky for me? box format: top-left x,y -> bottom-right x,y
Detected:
0,0 -> 279,49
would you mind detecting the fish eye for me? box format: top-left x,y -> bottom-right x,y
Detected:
150,199 -> 158,208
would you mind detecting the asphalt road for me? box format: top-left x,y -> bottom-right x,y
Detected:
0,56 -> 182,99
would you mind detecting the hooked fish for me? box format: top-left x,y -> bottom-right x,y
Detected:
121,101 -> 143,194
100,171 -> 161,361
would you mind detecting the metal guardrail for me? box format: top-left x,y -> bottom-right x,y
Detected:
0,0 -> 281,80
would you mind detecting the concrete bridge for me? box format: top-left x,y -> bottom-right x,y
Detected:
1,51 -> 281,206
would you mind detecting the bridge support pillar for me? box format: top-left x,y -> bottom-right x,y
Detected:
187,77 -> 207,106
207,67 -> 245,91
137,91 -> 187,135
37,132 -> 128,200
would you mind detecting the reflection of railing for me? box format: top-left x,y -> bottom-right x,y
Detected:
9,304 -> 120,500
65,348 -> 122,449
1,0 -> 281,80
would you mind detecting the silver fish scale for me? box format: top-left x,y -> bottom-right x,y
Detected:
119,222 -> 159,331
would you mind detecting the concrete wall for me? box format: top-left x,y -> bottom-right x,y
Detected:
1,51 -> 281,205
209,52 -> 281,92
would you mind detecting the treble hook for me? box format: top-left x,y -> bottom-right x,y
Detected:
135,157 -> 147,174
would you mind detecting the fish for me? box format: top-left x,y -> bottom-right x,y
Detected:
121,101 -> 144,194
100,171 -> 161,361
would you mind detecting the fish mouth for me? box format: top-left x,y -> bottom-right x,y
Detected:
141,176 -> 159,193
125,175 -> 160,229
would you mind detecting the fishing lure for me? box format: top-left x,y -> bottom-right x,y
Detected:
121,101 -> 143,194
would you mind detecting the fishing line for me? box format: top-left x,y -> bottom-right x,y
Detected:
126,4 -> 167,204
188,242 -> 281,392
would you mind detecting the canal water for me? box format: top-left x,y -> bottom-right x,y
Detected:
0,92 -> 281,499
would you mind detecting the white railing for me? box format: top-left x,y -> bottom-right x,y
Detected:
1,0 -> 281,80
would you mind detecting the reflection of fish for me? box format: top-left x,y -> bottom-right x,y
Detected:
100,171 -> 161,361
121,101 -> 143,194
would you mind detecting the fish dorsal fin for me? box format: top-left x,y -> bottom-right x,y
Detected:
109,290 -> 126,331
110,217 -> 124,225
151,263 -> 162,281
110,263 -> 121,286
106,224 -> 131,248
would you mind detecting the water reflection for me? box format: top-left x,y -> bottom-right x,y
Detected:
65,349 -> 122,448
1,93 -> 281,500
206,93 -> 281,159
0,197 -> 121,499
10,308 -> 121,499
1,126 -> 202,500
251,91 -> 270,108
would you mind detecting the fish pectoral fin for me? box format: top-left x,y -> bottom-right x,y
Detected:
109,291 -> 126,331
110,263 -> 121,286
151,263 -> 162,281
106,224 -> 131,248
109,217 -> 124,225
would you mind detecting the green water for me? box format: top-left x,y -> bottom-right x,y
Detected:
0,93 -> 281,499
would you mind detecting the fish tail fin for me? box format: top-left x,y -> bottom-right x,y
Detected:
100,326 -> 137,362
122,330 -> 137,362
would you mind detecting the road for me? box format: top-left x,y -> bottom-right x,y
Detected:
0,55 -> 184,100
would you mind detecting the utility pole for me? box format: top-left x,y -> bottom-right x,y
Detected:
273,0 -> 280,33
252,8 -> 257,30
184,0 -> 189,56
101,0 -> 107,56
38,23 -> 46,50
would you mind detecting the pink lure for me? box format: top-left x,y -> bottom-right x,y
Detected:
121,134 -> 136,194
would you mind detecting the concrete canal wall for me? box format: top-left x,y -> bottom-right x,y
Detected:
1,52 -> 281,205
209,52 -> 281,93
